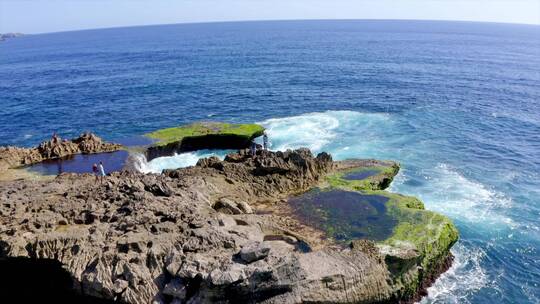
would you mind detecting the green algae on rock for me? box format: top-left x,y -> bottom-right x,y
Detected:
379,191 -> 459,299
328,159 -> 400,191
145,122 -> 265,160
306,159 -> 459,302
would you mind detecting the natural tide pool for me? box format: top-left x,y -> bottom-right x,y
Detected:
27,151 -> 129,175
342,169 -> 380,181
25,136 -> 153,176
288,188 -> 397,242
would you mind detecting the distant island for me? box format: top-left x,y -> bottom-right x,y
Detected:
0,33 -> 24,42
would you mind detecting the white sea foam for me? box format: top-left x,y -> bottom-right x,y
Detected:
419,243 -> 488,304
261,112 -> 340,152
259,110 -> 392,156
390,163 -> 514,228
133,150 -> 228,174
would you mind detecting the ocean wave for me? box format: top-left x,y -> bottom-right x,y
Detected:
132,150 -> 230,174
419,243 -> 488,304
259,110 -> 392,157
390,163 -> 515,228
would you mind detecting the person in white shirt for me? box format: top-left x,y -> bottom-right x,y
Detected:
98,161 -> 106,184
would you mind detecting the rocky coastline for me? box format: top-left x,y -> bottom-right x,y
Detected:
0,130 -> 458,304
0,132 -> 123,170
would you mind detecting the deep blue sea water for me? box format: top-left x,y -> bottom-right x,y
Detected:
1,20 -> 539,303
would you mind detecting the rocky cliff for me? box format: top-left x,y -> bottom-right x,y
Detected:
0,148 -> 458,303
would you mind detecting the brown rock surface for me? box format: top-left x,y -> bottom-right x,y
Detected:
0,148 -> 452,303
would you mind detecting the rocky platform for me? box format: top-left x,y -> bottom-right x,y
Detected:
145,122 -> 265,161
0,133 -> 123,170
0,148 -> 458,303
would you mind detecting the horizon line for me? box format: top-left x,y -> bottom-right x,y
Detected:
10,18 -> 540,36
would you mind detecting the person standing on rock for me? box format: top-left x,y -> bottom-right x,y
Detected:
250,141 -> 257,158
263,132 -> 269,151
52,132 -> 60,144
98,161 -> 106,184
92,163 -> 99,183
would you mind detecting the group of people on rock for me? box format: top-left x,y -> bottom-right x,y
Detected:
92,161 -> 106,184
51,132 -> 69,145
52,132 -> 106,183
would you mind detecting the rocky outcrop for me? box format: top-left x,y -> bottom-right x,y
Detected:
145,122 -> 265,161
0,148 -> 457,303
0,133 -> 123,169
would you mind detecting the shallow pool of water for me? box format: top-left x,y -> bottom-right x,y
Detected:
342,169 -> 380,181
27,151 -> 129,175
288,188 -> 396,242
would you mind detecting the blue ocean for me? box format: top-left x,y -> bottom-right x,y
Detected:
1,20 -> 539,303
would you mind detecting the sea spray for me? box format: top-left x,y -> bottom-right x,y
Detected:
131,150 -> 233,174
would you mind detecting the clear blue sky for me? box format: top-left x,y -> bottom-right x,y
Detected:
1,0 -> 539,34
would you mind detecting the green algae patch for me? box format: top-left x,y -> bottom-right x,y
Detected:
294,159 -> 458,300
326,164 -> 399,191
146,122 -> 265,147
379,191 -> 459,261
373,191 -> 459,296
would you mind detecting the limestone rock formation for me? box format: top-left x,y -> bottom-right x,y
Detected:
0,148 -> 458,304
0,132 -> 123,169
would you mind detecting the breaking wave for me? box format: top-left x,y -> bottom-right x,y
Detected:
419,243 -> 488,304
390,163 -> 514,228
132,150 -> 232,174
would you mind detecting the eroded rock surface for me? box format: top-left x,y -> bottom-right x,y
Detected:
0,148 -> 457,304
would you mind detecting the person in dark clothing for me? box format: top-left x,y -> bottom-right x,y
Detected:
263,132 -> 269,151
92,163 -> 99,183
250,141 -> 257,158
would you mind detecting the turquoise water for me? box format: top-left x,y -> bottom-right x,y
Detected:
1,20 -> 539,303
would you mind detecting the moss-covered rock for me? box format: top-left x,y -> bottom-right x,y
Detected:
310,160 -> 459,300
144,122 -> 265,160
379,191 -> 459,298
326,160 -> 400,191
